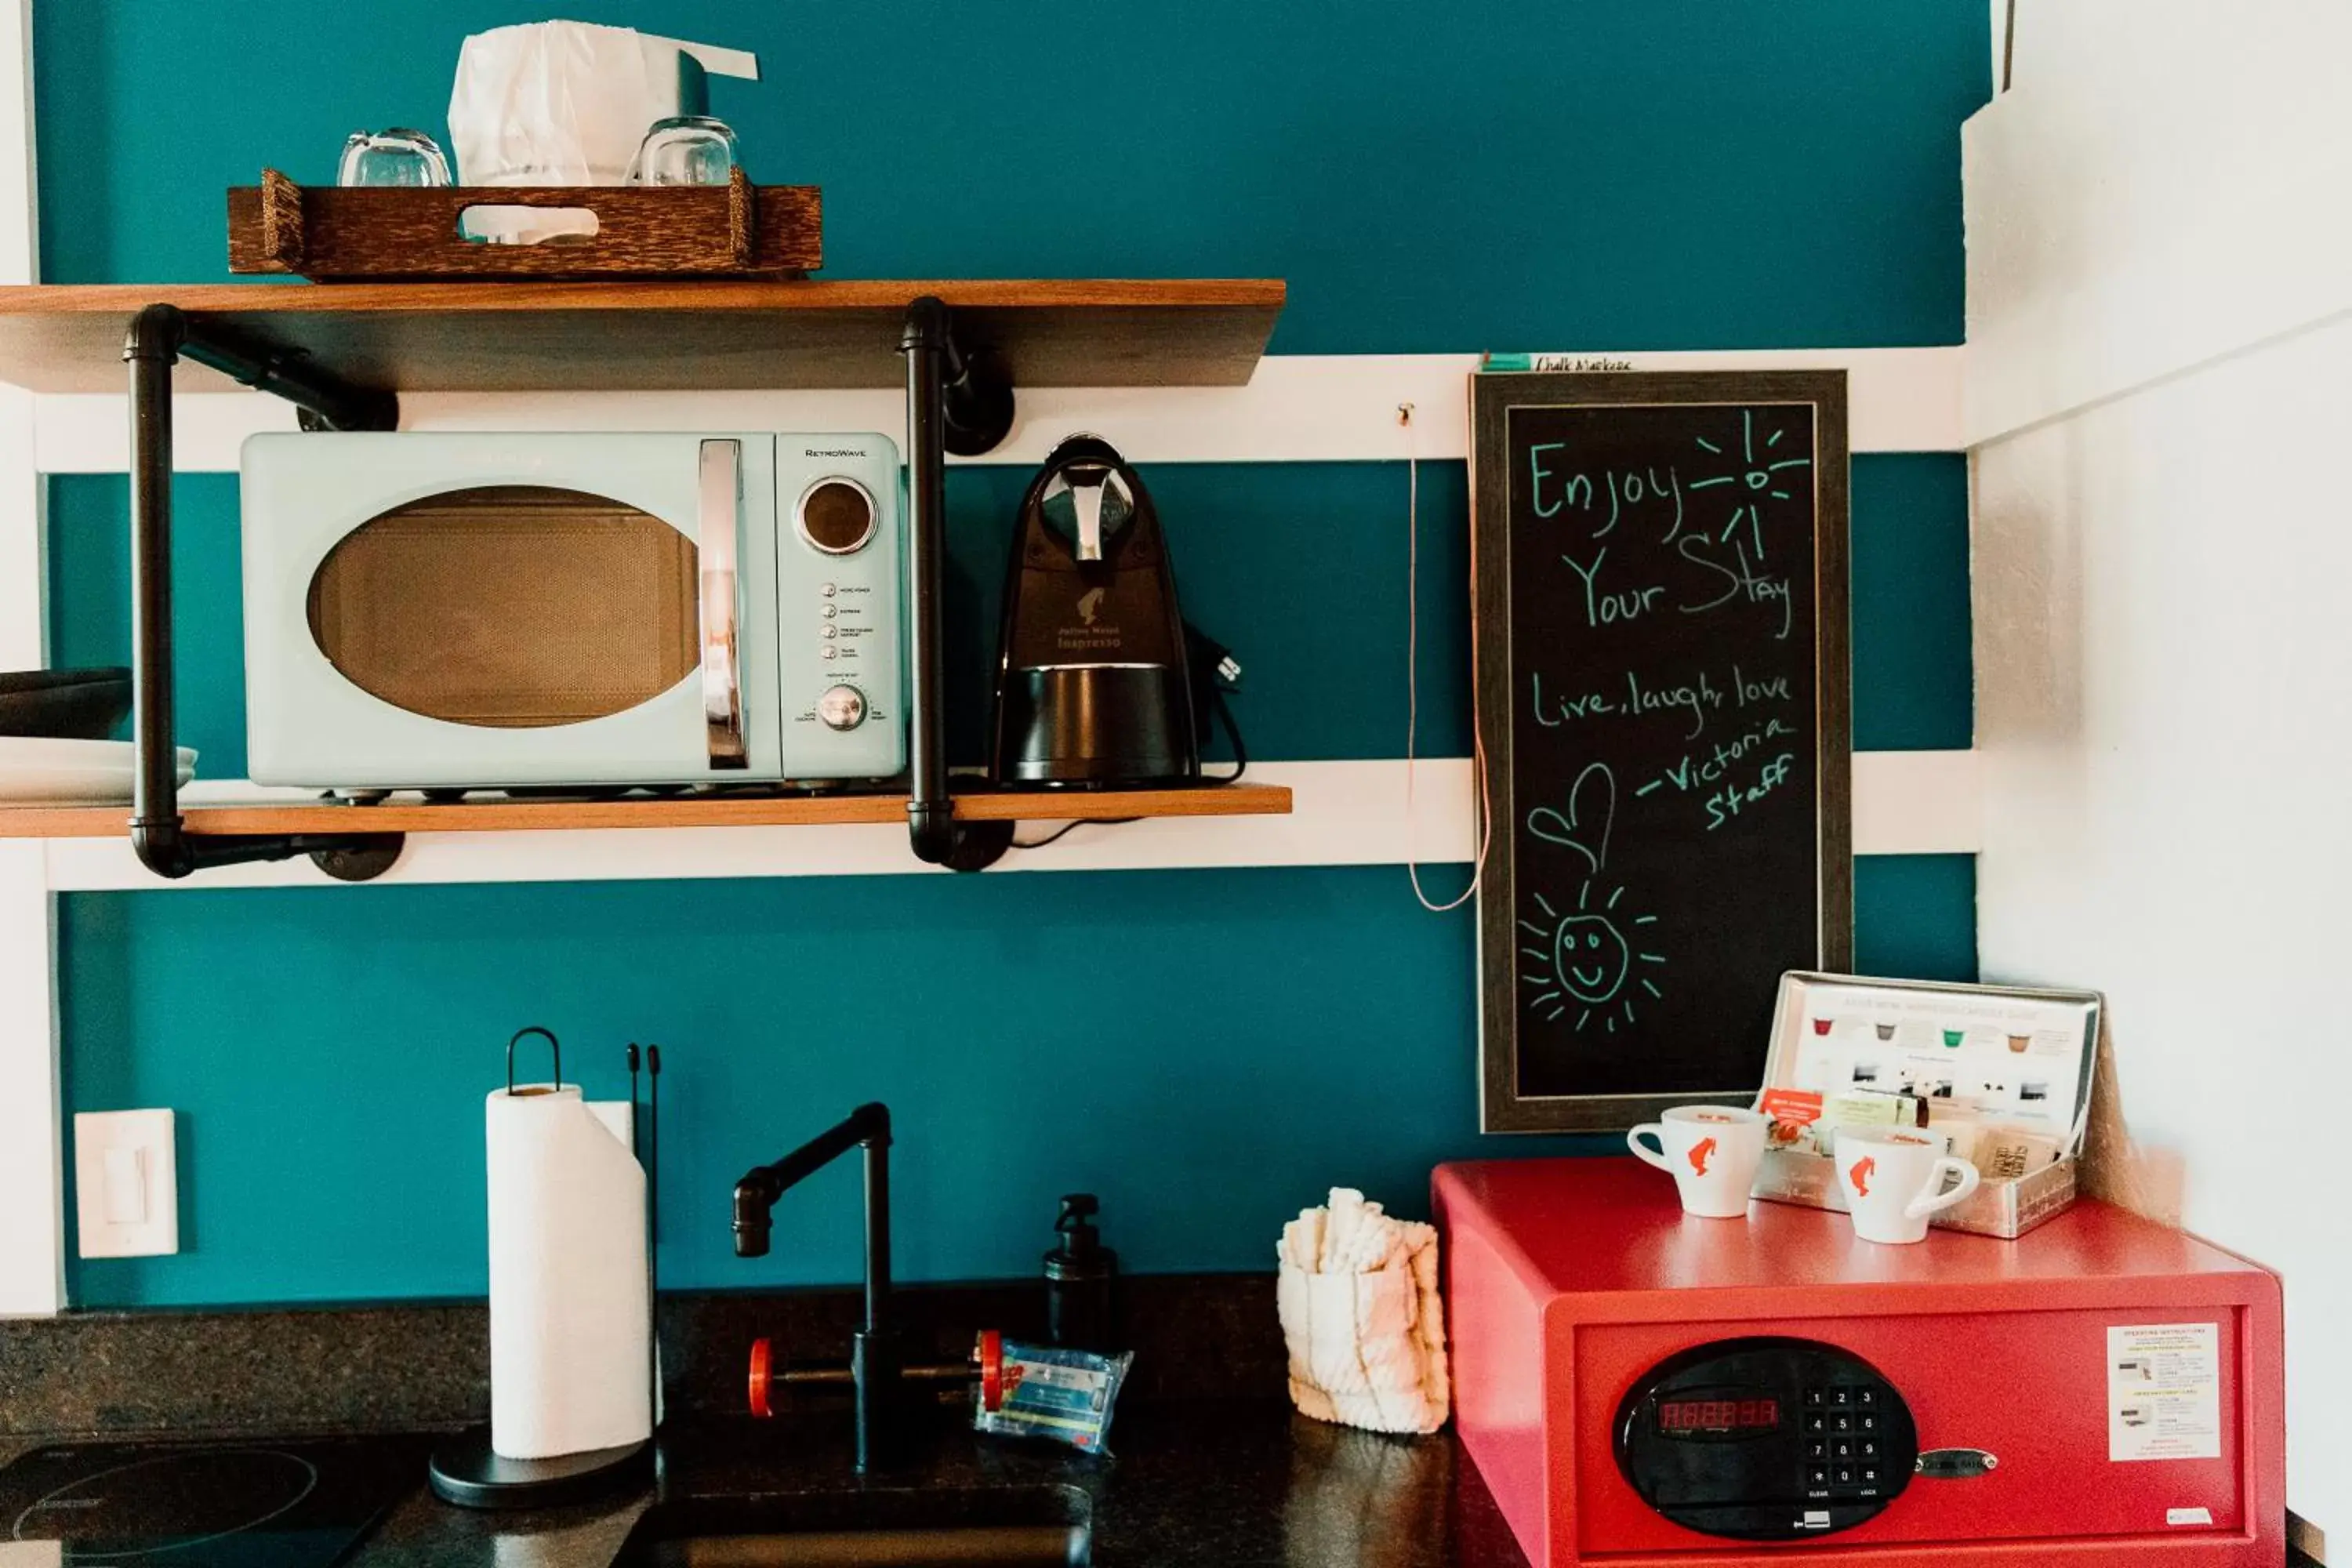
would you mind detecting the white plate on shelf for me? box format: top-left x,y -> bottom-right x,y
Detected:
0,738 -> 198,804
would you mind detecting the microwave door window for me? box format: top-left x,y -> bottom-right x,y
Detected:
306,485 -> 699,728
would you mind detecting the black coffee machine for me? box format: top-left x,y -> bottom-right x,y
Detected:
990,435 -> 1200,787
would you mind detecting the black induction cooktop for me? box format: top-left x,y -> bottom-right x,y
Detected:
0,1436 -> 424,1567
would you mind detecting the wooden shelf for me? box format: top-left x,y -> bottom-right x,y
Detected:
0,275 -> 1294,879
0,783 -> 1293,840
0,278 -> 1285,395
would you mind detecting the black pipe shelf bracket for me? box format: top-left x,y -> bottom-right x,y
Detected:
122,295 -> 1011,880
899,296 -> 1017,872
124,302 -> 406,882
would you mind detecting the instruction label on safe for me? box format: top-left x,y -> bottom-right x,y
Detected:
2107,1323 -> 2221,1461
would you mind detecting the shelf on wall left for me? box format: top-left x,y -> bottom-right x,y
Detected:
0,278 -> 1287,394
0,783 -> 1294,840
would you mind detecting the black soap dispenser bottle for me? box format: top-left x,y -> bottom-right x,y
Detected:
1044,1194 -> 1118,1352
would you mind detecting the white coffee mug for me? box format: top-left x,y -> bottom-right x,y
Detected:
1835,1126 -> 1982,1243
1627,1105 -> 1769,1218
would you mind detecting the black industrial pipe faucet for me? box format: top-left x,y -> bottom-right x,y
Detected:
731,1102 -> 897,1469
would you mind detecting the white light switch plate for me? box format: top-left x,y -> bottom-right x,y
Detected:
74,1109 -> 178,1258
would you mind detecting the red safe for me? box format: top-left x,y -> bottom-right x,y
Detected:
1434,1158 -> 2285,1566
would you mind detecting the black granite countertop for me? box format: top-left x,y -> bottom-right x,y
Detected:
0,1401 -> 1526,1568
2,1282 -> 1534,1566
300,1401 -> 1523,1568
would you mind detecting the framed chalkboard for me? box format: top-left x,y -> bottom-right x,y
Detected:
1470,372 -> 1852,1133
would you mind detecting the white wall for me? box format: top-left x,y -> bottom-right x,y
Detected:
0,0 -> 60,1320
1964,1 -> 2352,445
1974,317 -> 2352,1530
1966,1 -> 2352,1542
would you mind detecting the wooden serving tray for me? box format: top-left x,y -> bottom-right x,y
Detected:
227,168 -> 821,281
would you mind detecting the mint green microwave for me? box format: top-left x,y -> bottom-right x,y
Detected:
240,431 -> 905,792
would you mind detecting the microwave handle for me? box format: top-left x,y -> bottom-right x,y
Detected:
698,439 -> 750,770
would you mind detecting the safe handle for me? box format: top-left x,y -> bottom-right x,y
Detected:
698,439 -> 749,769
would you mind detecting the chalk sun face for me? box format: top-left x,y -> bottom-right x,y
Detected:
1555,915 -> 1628,1002
1520,885 -> 1667,1033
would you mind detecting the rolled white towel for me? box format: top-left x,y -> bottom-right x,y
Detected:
1276,1187 -> 1449,1436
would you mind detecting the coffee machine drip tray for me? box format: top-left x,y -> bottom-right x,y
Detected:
0,1436 -> 424,1568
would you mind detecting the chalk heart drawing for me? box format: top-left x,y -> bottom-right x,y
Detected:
1526,760 -> 1614,873
1519,763 -> 1668,1033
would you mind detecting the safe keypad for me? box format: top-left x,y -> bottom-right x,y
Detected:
1802,1386 -> 1886,1500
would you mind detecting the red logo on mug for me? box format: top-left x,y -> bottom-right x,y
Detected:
1687,1136 -> 1718,1177
1848,1155 -> 1876,1197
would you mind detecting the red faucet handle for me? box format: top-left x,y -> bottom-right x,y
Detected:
748,1336 -> 775,1419
977,1329 -> 1004,1412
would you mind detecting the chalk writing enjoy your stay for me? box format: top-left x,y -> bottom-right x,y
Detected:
1528,408 -> 1809,641
1486,382 -> 1838,1096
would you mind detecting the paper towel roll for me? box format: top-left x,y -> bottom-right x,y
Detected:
486,1083 -> 650,1461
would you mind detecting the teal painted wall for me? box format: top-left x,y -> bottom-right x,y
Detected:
34,2 -> 1986,348
36,3 -> 1987,1305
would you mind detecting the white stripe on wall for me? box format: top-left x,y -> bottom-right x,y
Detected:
29,346 -> 1965,476
0,839 -> 62,1316
37,752 -> 1979,892
0,0 -> 64,1318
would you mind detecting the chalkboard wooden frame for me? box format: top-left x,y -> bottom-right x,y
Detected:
1471,371 -> 1853,1134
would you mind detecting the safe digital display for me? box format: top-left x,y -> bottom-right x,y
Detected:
1657,1396 -> 1780,1436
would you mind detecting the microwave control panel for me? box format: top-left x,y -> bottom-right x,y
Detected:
772,434 -> 906,780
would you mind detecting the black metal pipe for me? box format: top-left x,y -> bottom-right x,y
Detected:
177,325 -> 398,434
897,300 -> 1017,873
731,1100 -> 891,1247
937,330 -> 1014,458
122,304 -> 404,880
779,1361 -> 968,1388
125,306 -> 191,878
730,1102 -> 897,1469
862,1124 -> 891,1336
850,1120 -> 895,1469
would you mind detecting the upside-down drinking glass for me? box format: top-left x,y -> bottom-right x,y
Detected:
626,116 -> 738,186
336,128 -> 452,187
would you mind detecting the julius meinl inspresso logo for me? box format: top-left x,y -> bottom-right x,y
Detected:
1058,586 -> 1121,651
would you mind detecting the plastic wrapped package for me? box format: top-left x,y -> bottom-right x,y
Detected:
971,1331 -> 1132,1455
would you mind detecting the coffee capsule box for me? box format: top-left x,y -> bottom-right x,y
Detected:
1752,972 -> 2102,1239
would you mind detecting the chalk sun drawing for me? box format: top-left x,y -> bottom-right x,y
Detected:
1686,408 -> 1809,561
1519,763 -> 1668,1033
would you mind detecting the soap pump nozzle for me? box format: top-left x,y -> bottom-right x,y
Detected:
1054,1193 -> 1100,1257
1044,1192 -> 1116,1352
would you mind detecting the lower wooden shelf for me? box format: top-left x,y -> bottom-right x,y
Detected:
5,757 -> 1980,893
0,783 -> 1292,840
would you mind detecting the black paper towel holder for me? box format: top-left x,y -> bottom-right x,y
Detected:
427,1431 -> 652,1510
429,1031 -> 658,1510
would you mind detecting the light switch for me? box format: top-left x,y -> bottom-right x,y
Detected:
101,1147 -> 147,1224
74,1109 -> 178,1258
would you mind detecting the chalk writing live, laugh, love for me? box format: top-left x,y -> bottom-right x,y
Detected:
1532,662 -> 1791,740
1531,662 -> 1802,832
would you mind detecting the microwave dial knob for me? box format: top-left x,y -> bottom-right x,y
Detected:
817,684 -> 868,731
797,477 -> 879,555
